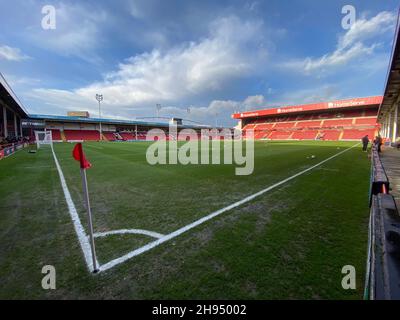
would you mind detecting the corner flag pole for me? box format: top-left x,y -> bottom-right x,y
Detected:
80,167 -> 98,272
73,143 -> 98,273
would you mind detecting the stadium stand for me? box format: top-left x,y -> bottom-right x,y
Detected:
119,132 -> 135,140
103,132 -> 117,141
320,130 -> 341,141
233,96 -> 382,141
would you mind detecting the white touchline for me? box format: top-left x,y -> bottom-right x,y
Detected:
98,143 -> 360,272
94,229 -> 164,239
51,144 -> 99,272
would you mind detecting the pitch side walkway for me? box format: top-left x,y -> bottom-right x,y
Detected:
380,147 -> 400,209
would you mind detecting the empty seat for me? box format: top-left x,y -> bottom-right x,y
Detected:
295,120 -> 322,128
342,129 -> 376,140
274,122 -> 294,129
103,132 -> 117,141
50,129 -> 62,140
323,119 -> 354,127
354,118 -> 377,126
64,130 -> 100,141
292,131 -> 318,140
119,132 -> 135,140
243,124 -> 256,130
268,131 -> 292,140
255,123 -> 275,130
321,130 -> 341,141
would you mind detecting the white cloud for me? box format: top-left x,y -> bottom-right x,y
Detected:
29,15 -> 268,123
0,45 -> 30,61
156,95 -> 267,126
27,3 -> 108,62
243,95 -> 266,110
299,42 -> 378,73
339,11 -> 396,49
284,11 -> 396,74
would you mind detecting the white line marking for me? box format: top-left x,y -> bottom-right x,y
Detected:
99,143 -> 360,272
94,229 -> 164,239
51,144 -> 98,272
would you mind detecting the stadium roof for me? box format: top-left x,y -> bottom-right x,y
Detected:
0,72 -> 28,118
379,9 -> 400,120
232,96 -> 383,120
28,113 -> 212,129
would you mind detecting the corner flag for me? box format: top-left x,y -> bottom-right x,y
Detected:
72,143 -> 98,272
72,143 -> 92,169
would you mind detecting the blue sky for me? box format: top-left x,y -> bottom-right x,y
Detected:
0,0 -> 398,126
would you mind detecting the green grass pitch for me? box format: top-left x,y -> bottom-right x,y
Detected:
0,140 -> 370,299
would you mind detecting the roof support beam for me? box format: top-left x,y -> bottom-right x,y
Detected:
3,105 -> 7,137
14,112 -> 18,138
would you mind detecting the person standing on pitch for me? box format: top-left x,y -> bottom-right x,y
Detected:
361,135 -> 369,152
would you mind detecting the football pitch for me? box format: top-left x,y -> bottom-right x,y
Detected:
0,141 -> 371,299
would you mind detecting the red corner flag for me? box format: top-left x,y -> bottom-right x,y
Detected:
72,143 -> 92,169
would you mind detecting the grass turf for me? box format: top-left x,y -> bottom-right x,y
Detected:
0,140 -> 370,299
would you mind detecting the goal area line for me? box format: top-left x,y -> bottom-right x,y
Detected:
51,143 -> 359,273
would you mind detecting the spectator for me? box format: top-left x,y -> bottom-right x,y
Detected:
362,135 -> 369,152
375,135 -> 383,153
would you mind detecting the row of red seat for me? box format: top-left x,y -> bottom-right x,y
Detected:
48,129 -> 149,141
249,108 -> 376,123
50,129 -> 62,140
64,130 -> 101,141
243,117 -> 377,131
246,129 -> 377,141
48,129 -> 203,142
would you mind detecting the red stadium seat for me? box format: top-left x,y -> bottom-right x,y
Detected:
243,124 -> 256,130
323,119 -> 354,127
321,130 -> 341,141
354,118 -> 377,126
119,132 -> 135,140
103,132 -> 117,141
295,120 -> 322,128
255,123 -> 275,130
64,130 -> 100,141
292,130 -> 318,140
274,122 -> 294,129
268,131 -> 292,140
242,106 -> 379,142
50,129 -> 62,141
342,129 -> 377,140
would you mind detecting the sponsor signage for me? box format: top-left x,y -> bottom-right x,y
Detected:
22,119 -> 46,128
232,96 -> 383,119
0,143 -> 26,160
67,111 -> 90,118
4,146 -> 15,156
